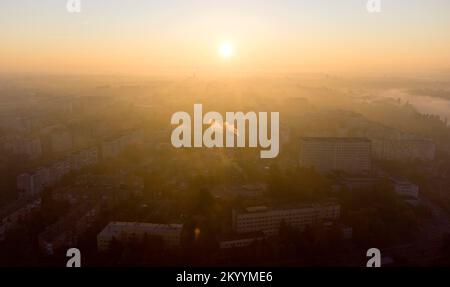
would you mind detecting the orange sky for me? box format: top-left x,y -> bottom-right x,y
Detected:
1,0 -> 449,76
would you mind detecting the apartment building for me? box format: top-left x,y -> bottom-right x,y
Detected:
16,147 -> 99,196
97,222 -> 182,252
219,232 -> 265,249
299,137 -> 371,174
390,177 -> 419,199
38,202 -> 100,255
0,196 -> 42,241
372,138 -> 435,161
101,129 -> 143,159
1,135 -> 42,159
232,201 -> 340,235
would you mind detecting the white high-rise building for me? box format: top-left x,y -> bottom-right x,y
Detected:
299,137 -> 371,174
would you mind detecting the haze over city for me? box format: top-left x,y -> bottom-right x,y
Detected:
1,0 -> 450,270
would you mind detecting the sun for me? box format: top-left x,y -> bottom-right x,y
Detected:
218,41 -> 234,59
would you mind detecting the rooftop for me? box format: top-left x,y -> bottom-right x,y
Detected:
390,176 -> 416,185
300,137 -> 371,143
98,222 -> 183,237
0,195 -> 41,220
39,202 -> 98,241
220,231 -> 265,242
237,200 -> 340,214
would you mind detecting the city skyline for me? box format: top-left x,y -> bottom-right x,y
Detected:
1,0 -> 450,270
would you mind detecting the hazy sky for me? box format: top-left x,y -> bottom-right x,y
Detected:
1,0 -> 450,76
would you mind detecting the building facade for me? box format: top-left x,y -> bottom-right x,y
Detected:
97,222 -> 182,252
232,201 -> 340,235
372,138 -> 435,161
299,137 -> 371,174
219,232 -> 265,249
390,177 -> 419,199
38,203 -> 99,255
0,196 -> 42,241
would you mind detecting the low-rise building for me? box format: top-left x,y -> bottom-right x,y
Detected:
232,201 -> 340,235
16,169 -> 50,196
97,222 -> 182,252
390,177 -> 419,199
0,116 -> 32,133
38,202 -> 100,255
341,226 -> 353,240
101,129 -> 143,159
51,131 -> 73,154
332,174 -> 381,192
16,147 -> 100,196
219,232 -> 265,249
1,135 -> 42,159
49,158 -> 72,182
16,173 -> 36,196
211,184 -> 266,199
70,147 -> 99,171
0,196 -> 41,241
75,173 -> 144,196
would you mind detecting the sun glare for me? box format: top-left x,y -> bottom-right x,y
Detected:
218,41 -> 234,59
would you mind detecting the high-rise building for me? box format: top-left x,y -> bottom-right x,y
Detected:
299,137 -> 371,174
372,138 -> 435,161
